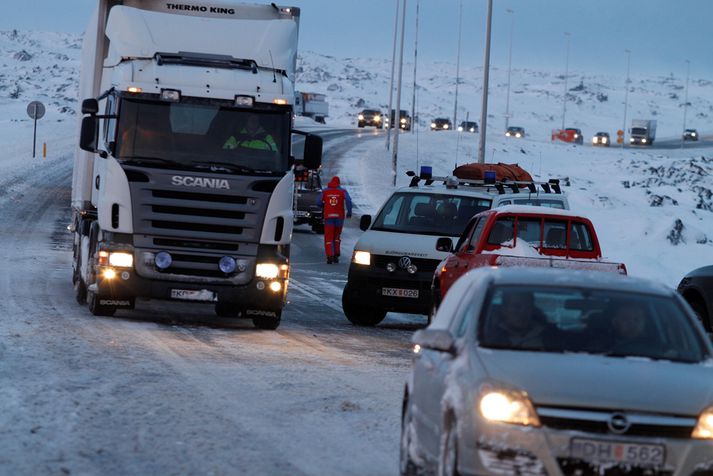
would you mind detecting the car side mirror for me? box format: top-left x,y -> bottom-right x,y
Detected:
436,237 -> 453,253
413,329 -> 455,354
303,134 -> 323,170
79,116 -> 98,153
360,215 -> 372,231
81,98 -> 99,115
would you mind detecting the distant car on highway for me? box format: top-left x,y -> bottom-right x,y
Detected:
683,129 -> 699,141
385,109 -> 412,131
401,267 -> 713,476
678,266 -> 713,331
505,126 -> 525,138
592,131 -> 610,146
431,118 -> 452,131
566,127 -> 584,144
357,109 -> 383,129
457,121 -> 478,133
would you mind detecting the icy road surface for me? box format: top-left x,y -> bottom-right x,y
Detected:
0,128 -> 416,475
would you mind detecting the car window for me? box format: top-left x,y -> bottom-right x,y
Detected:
487,217 -> 514,246
378,195 -> 404,226
570,221 -> 594,251
477,285 -> 708,363
467,217 -> 488,249
516,218 -> 541,246
543,220 -> 567,249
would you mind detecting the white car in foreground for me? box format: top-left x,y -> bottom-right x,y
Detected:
400,267 -> 713,476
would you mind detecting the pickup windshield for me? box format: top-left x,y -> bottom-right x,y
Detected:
478,285 -> 708,363
372,192 -> 491,236
115,97 -> 290,174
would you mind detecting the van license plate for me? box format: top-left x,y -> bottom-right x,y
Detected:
570,438 -> 665,467
170,289 -> 217,302
382,288 -> 419,298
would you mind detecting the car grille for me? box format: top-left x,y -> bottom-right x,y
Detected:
371,255 -> 441,273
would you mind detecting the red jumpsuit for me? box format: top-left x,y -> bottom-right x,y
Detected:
319,176 -> 352,261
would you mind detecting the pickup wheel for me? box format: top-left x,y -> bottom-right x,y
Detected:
428,283 -> 442,326
215,302 -> 242,318
399,397 -> 420,476
87,291 -> 117,317
252,310 -> 281,330
342,290 -> 386,326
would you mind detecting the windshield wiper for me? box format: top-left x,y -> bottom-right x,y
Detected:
121,156 -> 182,167
190,162 -> 278,175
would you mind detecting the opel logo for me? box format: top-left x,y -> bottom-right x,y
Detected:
398,256 -> 412,269
608,413 -> 631,434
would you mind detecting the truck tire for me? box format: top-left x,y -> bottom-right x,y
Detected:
215,302 -> 242,318
689,298 -> 711,332
87,291 -> 117,317
252,310 -> 282,330
75,276 -> 87,305
342,290 -> 387,326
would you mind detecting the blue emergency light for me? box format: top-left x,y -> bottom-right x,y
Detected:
419,166 -> 433,180
484,171 -> 497,184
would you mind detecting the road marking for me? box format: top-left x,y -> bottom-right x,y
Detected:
289,278 -> 343,313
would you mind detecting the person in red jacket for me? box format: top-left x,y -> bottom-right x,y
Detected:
318,176 -> 353,264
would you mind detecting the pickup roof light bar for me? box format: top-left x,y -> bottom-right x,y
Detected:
405,170 -> 562,194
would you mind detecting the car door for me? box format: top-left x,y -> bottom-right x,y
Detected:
444,217 -> 487,287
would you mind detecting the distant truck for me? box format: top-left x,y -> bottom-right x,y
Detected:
294,91 -> 328,124
630,119 -> 657,145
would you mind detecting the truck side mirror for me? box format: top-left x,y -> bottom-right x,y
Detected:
436,237 -> 453,253
360,215 -> 372,231
79,116 -> 98,153
81,98 -> 99,115
303,134 -> 323,170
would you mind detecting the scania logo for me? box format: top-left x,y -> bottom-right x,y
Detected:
171,175 -> 230,190
608,413 -> 631,434
398,256 -> 412,269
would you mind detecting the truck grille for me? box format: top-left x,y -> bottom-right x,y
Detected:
371,255 -> 441,273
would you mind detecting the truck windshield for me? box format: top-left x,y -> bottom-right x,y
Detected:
371,192 -> 492,236
631,127 -> 647,135
115,98 -> 290,174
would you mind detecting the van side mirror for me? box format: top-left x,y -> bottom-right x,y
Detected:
81,98 -> 99,115
360,215 -> 372,231
436,237 -> 453,253
79,116 -> 98,153
413,329 -> 455,354
303,134 -> 323,170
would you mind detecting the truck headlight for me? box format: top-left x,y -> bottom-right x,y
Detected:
641,138 -> 647,143
693,407 -> 713,439
256,263 -> 280,279
353,251 -> 371,266
109,252 -> 134,268
479,388 -> 540,427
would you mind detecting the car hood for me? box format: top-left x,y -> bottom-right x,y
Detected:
477,349 -> 713,416
355,230 -> 452,260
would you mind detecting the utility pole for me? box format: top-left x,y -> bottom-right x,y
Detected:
622,49 -> 631,148
561,32 -> 571,130
504,8 -> 514,131
682,59 -> 690,149
411,0 -> 420,134
477,0 -> 493,164
453,0 -> 463,127
392,0 -> 407,186
386,0 -> 400,150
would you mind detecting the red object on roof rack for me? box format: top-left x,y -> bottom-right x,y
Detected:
452,162 -> 533,182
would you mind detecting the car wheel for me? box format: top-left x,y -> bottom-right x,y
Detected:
438,418 -> 460,476
428,285 -> 441,326
215,302 -> 242,318
400,398 -> 420,476
690,299 -> 711,331
87,291 -> 117,317
252,310 -> 282,330
342,289 -> 387,326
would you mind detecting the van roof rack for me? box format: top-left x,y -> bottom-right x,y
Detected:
405,170 -> 562,195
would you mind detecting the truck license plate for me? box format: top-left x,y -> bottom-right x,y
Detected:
570,438 -> 665,467
382,288 -> 419,298
170,289 -> 217,302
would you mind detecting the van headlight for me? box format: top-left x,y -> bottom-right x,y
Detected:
353,251 -> 371,266
109,252 -> 134,268
256,263 -> 280,279
479,388 -> 540,427
693,406 -> 713,439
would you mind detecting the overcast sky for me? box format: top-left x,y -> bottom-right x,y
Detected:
4,0 -> 712,78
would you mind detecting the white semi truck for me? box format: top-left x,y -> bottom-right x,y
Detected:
71,1 -> 322,329
630,119 -> 657,146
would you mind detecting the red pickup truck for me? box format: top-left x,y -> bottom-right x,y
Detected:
432,206 -> 627,309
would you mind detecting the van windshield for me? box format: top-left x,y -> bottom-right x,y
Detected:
371,192 -> 492,236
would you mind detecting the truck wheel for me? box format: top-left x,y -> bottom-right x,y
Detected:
252,310 -> 282,330
75,277 -> 87,305
311,223 -> 325,234
690,299 -> 711,331
87,292 -> 117,317
342,291 -> 386,326
215,302 -> 242,318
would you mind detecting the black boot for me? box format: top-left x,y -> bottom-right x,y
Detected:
327,256 -> 333,264
333,256 -> 340,263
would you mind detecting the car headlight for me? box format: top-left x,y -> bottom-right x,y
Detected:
109,252 -> 134,268
592,138 -> 598,144
642,138 -> 647,143
693,406 -> 713,439
602,137 -> 608,143
630,137 -> 635,142
431,123 -> 436,128
506,132 -> 511,136
374,115 -> 381,121
692,132 -> 697,137
256,263 -> 280,279
353,250 -> 371,266
574,134 -> 579,138
358,114 -> 364,121
458,126 -> 464,132
401,118 -> 407,124
516,133 -> 522,138
479,388 -> 540,427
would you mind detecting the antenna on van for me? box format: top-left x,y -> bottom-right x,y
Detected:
269,50 -> 277,83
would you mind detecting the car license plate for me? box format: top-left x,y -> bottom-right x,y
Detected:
382,288 -> 419,298
570,438 -> 665,467
294,210 -> 309,217
170,289 -> 217,302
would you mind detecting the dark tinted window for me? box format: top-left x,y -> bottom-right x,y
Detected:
487,217 -> 514,246
543,220 -> 567,249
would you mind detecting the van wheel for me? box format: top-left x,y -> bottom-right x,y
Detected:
253,311 -> 281,330
342,290 -> 386,326
87,292 -> 116,317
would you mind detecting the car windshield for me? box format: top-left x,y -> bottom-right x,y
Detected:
115,97 -> 290,175
372,192 -> 492,236
478,285 -> 708,363
363,110 -> 379,115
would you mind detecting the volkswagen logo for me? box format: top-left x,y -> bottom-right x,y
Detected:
398,256 -> 412,269
608,413 -> 631,434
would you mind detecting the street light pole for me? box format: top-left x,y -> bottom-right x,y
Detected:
411,0 -> 420,135
561,32 -> 571,130
682,59 -> 690,149
453,0 -> 463,127
392,0 -> 407,186
386,0 -> 400,150
477,0 -> 493,164
622,49 -> 631,149
504,8 -> 514,131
